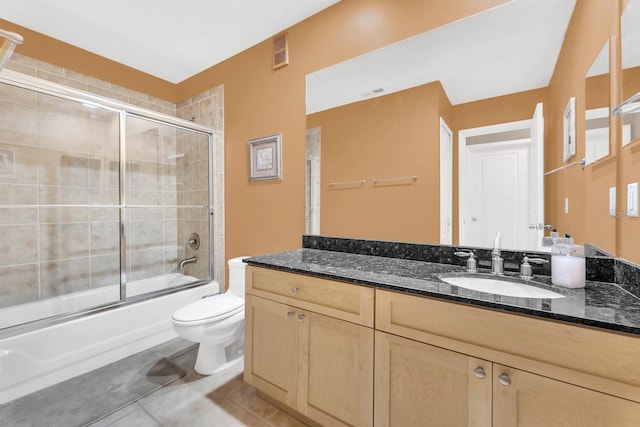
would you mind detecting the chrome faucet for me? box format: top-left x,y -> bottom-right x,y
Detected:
179,256 -> 197,269
491,232 -> 504,275
454,251 -> 477,273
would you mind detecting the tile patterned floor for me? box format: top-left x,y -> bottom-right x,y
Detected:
2,338 -> 308,427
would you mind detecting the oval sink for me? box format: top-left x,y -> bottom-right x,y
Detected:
439,274 -> 564,299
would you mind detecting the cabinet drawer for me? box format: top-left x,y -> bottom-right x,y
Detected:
247,266 -> 374,327
376,289 -> 640,403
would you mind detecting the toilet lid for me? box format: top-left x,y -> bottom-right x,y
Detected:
173,293 -> 244,323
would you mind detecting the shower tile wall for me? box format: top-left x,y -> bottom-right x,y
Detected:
177,86 -> 225,285
0,54 -> 225,314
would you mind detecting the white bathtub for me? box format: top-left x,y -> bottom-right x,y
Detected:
0,275 -> 219,404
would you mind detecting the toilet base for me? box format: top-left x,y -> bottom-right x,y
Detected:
194,334 -> 245,375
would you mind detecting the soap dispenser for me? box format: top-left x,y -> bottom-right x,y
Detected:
551,236 -> 585,289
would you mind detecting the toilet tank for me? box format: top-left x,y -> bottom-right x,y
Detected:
228,256 -> 250,298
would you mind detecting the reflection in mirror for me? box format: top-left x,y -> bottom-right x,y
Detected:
584,41 -> 610,165
305,0 -> 622,257
307,0 -> 574,248
618,0 -> 640,265
621,0 -> 640,146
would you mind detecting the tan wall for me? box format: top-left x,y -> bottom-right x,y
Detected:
307,82 -> 444,243
0,19 -> 178,103
545,0 -> 619,255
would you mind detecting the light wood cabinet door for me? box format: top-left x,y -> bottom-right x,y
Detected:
297,310 -> 374,427
375,331 -> 492,427
493,364 -> 640,427
244,295 -> 298,408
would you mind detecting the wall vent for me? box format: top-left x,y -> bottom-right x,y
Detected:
273,32 -> 289,69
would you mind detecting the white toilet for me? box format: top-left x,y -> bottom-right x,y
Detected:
171,256 -> 249,375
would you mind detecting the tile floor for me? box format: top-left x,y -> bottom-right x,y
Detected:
2,338 -> 308,427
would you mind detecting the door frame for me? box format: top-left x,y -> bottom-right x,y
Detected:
440,118 -> 453,245
458,118 -> 536,247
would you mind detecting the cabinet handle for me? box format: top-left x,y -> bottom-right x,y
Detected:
497,373 -> 511,386
291,287 -> 299,295
286,310 -> 294,319
297,314 -> 305,322
473,367 -> 486,379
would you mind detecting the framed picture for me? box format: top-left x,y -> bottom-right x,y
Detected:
563,97 -> 576,162
249,133 -> 282,181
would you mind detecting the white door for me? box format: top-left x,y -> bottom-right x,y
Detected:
440,118 -> 453,244
467,140 -> 530,249
459,103 -> 544,251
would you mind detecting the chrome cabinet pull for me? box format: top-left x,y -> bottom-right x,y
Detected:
297,314 -> 305,322
291,287 -> 299,295
473,367 -> 486,379
286,310 -> 294,319
498,373 -> 511,386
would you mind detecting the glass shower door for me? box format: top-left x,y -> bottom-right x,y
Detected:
0,83 -> 122,328
123,114 -> 211,299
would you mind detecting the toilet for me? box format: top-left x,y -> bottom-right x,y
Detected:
171,256 -> 249,375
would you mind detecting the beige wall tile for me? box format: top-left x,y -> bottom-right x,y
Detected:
90,221 -> 120,255
0,100 -> 38,145
40,258 -> 91,298
90,254 -> 121,288
39,207 -> 89,224
36,70 -> 88,91
0,264 -> 39,308
39,223 -> 90,261
0,224 -> 39,266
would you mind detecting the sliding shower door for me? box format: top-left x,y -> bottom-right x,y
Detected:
0,82 -> 122,328
0,77 -> 214,330
124,115 -> 212,299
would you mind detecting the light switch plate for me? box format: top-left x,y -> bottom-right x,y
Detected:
564,197 -> 569,214
610,187 -> 616,216
628,182 -> 639,217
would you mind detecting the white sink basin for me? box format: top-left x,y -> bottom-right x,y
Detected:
439,274 -> 564,299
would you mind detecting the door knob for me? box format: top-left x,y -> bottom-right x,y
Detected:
286,310 -> 294,319
497,373 -> 511,386
291,287 -> 299,295
297,314 -> 305,322
473,367 -> 486,379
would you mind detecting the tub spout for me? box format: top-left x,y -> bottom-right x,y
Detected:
179,256 -> 197,269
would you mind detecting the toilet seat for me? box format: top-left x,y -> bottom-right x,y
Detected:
172,293 -> 244,326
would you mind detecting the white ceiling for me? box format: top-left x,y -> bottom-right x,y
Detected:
306,0 -> 577,114
0,0 -> 340,83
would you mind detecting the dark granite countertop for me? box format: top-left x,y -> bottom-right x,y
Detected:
246,248 -> 640,336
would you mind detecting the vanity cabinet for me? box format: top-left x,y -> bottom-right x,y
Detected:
245,265 -> 640,426
375,331 -> 640,426
375,331 -> 492,427
376,289 -> 640,426
244,266 -> 375,427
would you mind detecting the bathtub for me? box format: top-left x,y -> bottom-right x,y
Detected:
0,275 -> 219,404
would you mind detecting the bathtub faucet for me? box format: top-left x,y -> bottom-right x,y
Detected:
179,256 -> 197,269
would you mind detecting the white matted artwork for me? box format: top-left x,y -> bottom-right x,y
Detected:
0,147 -> 16,179
249,133 -> 282,181
563,97 -> 576,162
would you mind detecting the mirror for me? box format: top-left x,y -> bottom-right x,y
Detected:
621,0 -> 640,145
306,0 -> 623,257
584,41 -> 610,165
619,0 -> 640,264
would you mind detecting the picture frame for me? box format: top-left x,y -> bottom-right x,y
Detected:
563,97 -> 576,162
249,133 -> 282,181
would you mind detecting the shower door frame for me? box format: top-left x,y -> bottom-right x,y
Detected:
0,69 -> 216,338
